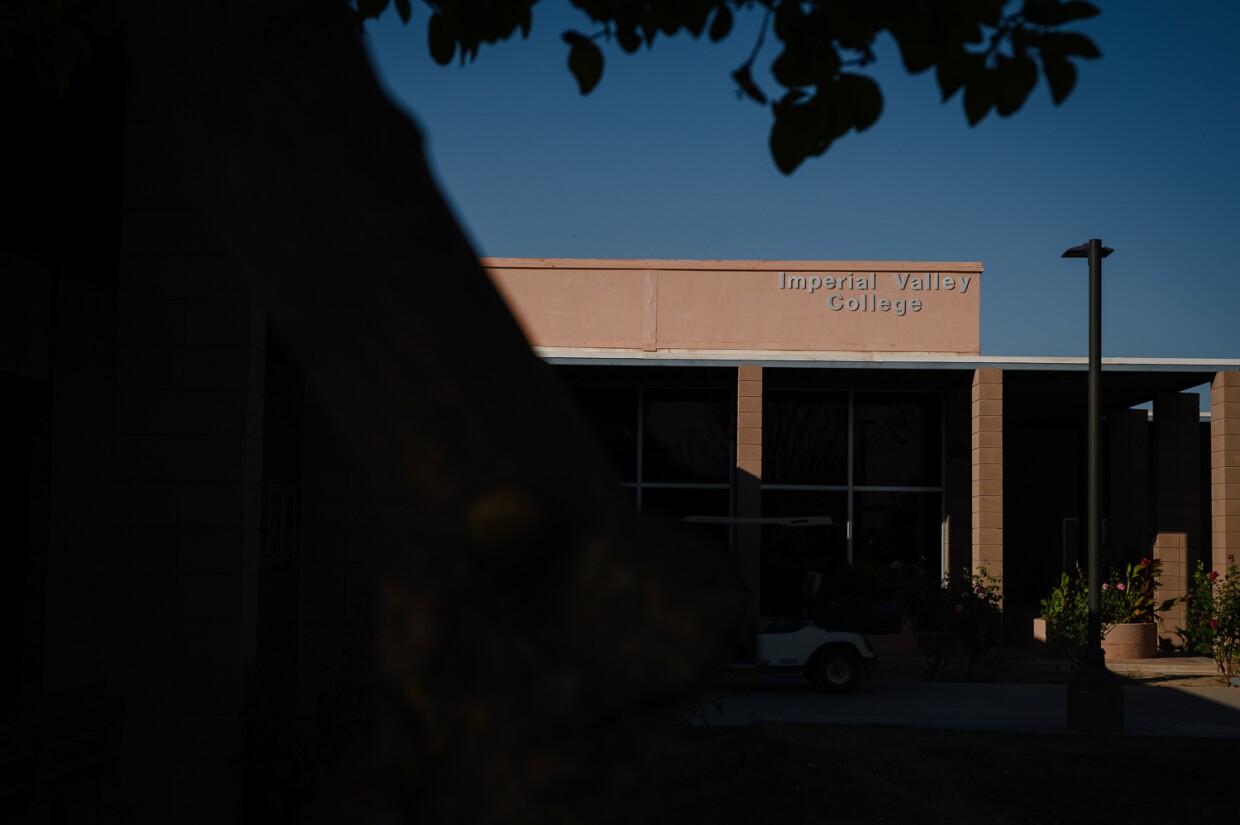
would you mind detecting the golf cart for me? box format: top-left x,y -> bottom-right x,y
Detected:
683,516 -> 902,694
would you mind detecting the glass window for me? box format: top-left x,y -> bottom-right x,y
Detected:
759,490 -> 847,614
570,386 -> 638,482
763,390 -> 847,485
640,487 -> 731,551
640,486 -> 730,521
641,389 -> 734,484
853,392 -> 942,487
852,491 -> 941,569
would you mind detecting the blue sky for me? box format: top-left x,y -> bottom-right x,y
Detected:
364,1 -> 1239,360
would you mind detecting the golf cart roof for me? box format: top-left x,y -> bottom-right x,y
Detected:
680,516 -> 834,527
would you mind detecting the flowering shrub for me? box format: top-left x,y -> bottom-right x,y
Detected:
1040,557 -> 1178,661
902,567 -> 1003,680
1101,557 -> 1165,624
1186,563 -> 1240,680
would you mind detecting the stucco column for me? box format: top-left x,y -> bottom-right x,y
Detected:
1152,392 -> 1201,648
736,365 -> 762,622
1214,371 -> 1240,572
971,369 -> 1004,585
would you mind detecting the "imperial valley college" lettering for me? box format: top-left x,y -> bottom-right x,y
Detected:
778,271 -> 972,317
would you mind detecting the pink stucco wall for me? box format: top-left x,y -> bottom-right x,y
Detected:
484,258 -> 982,355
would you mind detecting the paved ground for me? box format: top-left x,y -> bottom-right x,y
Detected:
699,654 -> 1240,738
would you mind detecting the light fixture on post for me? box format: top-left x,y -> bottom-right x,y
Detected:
1062,238 -> 1124,733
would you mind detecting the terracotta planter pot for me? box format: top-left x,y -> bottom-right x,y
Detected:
1101,622 -> 1158,660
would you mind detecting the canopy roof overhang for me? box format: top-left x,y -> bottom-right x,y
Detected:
540,349 -> 1239,425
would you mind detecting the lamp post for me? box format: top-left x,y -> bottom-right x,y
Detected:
1062,238 -> 1124,733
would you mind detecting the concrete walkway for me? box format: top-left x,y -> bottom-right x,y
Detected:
700,659 -> 1240,738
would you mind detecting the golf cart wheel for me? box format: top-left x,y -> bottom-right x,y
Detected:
805,647 -> 862,694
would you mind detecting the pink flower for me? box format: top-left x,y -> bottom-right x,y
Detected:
1209,570 -> 1220,582
1117,582 -> 1126,591
1102,583 -> 1109,591
1140,557 -> 1152,567
955,604 -> 964,613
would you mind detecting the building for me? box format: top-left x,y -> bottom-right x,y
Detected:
486,257 -> 1239,635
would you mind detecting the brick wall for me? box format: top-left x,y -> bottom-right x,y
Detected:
104,107 -> 262,823
1214,372 -> 1240,571
971,368 -> 1004,585
295,396 -> 381,722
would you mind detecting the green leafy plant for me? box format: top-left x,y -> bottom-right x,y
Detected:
1186,563 -> 1240,681
1039,570 -> 1089,661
